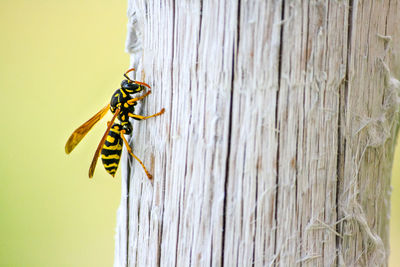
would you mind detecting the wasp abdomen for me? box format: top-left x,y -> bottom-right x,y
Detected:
101,123 -> 123,176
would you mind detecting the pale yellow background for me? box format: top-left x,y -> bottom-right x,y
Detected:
0,0 -> 399,266
0,0 -> 126,266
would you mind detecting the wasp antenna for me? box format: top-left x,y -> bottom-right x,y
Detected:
134,81 -> 151,88
124,68 -> 136,81
125,68 -> 136,74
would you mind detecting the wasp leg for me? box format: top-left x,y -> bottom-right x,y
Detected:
128,108 -> 165,120
120,130 -> 152,180
126,90 -> 152,105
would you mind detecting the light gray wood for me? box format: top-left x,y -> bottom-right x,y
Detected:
114,1 -> 400,266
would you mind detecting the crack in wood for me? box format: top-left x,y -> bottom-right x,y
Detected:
335,1 -> 353,265
273,1 -> 285,264
126,155 -> 132,267
221,1 -> 241,266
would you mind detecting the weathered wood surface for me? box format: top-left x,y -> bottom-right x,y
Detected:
114,1 -> 400,266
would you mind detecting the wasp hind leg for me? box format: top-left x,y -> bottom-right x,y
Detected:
128,108 -> 165,121
120,130 -> 153,180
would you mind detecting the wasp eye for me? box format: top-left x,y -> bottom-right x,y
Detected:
121,80 -> 129,88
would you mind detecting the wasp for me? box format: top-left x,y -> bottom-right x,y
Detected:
65,68 -> 164,179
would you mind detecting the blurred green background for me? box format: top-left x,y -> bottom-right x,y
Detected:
0,0 -> 126,266
0,0 -> 399,266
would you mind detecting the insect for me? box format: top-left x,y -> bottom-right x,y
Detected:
65,68 -> 164,179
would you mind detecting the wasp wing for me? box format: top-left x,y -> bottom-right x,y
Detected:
88,108 -> 120,178
65,104 -> 110,154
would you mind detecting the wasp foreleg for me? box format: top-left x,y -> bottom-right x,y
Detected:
127,91 -> 152,105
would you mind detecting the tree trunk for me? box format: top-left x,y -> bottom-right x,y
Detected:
114,1 -> 400,266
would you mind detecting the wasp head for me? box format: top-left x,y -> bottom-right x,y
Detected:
121,79 -> 142,93
121,68 -> 151,93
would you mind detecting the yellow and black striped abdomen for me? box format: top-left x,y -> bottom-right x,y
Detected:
101,124 -> 123,176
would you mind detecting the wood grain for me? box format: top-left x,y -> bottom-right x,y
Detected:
114,1 -> 400,266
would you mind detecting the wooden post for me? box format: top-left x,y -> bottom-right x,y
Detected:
114,1 -> 400,266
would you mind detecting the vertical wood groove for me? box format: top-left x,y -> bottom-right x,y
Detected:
336,1 -> 354,265
221,1 -> 241,266
157,159 -> 167,267
273,1 -> 286,264
220,14 -> 236,267
126,157 -> 131,267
